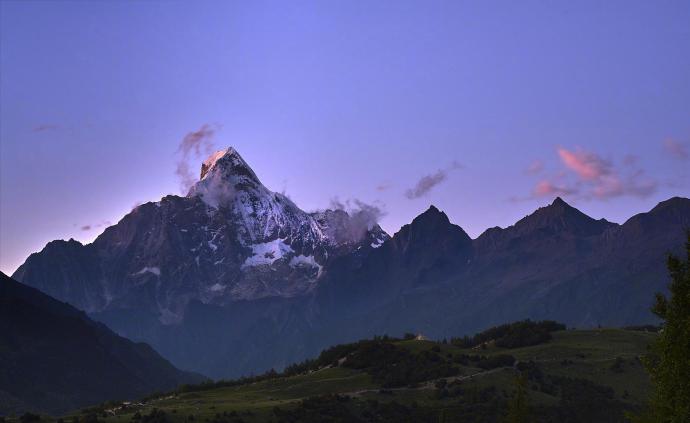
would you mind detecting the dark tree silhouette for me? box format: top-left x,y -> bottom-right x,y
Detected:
636,232 -> 690,422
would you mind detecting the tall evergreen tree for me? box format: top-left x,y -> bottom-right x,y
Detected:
638,233 -> 690,422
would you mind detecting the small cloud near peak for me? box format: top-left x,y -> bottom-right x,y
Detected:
533,180 -> 578,197
526,147 -> 658,201
404,161 -> 463,200
175,124 -> 220,194
557,148 -> 612,181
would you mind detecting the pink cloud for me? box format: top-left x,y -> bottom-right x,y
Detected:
532,180 -> 578,197
528,147 -> 658,201
557,148 -> 612,180
663,139 -> 688,160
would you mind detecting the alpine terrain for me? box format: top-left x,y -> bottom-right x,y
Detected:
12,147 -> 690,378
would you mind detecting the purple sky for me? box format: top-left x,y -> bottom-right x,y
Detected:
1,0 -> 689,274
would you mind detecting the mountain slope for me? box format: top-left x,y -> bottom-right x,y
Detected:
0,272 -> 202,415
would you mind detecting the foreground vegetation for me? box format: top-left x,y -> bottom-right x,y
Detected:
632,233 -> 690,423
5,320 -> 658,423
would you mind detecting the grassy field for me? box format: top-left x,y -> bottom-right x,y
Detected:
51,328 -> 655,422
96,367 -> 374,423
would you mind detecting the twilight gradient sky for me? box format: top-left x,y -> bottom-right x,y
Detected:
1,0 -> 689,274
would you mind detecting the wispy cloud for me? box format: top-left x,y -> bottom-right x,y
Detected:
376,182 -> 392,192
405,170 -> 447,199
175,124 -> 218,194
663,139 -> 689,160
557,148 -> 612,181
78,220 -> 112,232
525,160 -> 544,175
32,124 -> 60,133
623,154 -> 638,166
178,124 -> 217,157
404,161 -> 462,199
532,180 -> 578,197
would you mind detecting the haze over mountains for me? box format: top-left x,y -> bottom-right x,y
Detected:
12,148 -> 690,378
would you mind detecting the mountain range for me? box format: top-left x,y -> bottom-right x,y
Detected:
0,272 -> 202,415
12,147 -> 690,379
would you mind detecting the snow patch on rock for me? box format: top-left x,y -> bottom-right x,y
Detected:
242,238 -> 294,268
209,283 -> 225,292
134,266 -> 161,276
371,237 -> 385,248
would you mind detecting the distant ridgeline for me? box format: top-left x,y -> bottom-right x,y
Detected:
53,320 -> 656,423
12,147 -> 690,378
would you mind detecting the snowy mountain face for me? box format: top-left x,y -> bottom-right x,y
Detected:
13,148 -> 389,323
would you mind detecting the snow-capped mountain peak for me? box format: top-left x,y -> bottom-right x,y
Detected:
14,146 -> 390,323
188,147 -> 264,209
199,147 -> 261,184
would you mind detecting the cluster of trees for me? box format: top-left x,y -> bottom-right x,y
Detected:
18,414 -> 41,423
131,409 -> 169,423
206,411 -> 247,423
450,320 -> 566,349
283,335 -> 403,376
176,369 -> 281,394
271,394 -> 437,423
338,340 -> 458,387
452,353 -> 516,370
508,360 -> 629,422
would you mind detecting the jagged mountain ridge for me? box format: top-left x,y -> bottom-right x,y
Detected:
13,147 -> 388,323
316,196 -> 690,338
